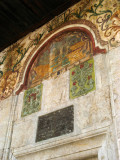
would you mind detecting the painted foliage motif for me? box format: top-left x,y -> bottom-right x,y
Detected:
0,33 -> 44,100
21,84 -> 43,117
1,0 -> 120,100
28,31 -> 93,87
70,59 -> 95,99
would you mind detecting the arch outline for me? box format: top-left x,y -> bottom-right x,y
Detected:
15,19 -> 108,95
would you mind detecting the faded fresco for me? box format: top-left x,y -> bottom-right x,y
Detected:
28,31 -> 92,87
0,0 -> 120,100
0,33 -> 44,100
47,0 -> 120,47
70,59 -> 95,99
21,84 -> 43,117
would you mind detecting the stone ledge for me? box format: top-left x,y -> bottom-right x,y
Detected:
12,126 -> 108,159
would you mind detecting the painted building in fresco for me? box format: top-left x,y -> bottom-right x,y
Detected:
0,0 -> 120,159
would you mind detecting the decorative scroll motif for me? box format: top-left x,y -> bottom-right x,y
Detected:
47,0 -> 113,40
70,58 -> 95,99
36,105 -> 74,142
28,31 -> 93,88
0,43 -> 22,100
86,0 -> 112,17
1,0 -> 119,100
105,9 -> 120,47
0,33 -> 44,100
21,84 -> 43,117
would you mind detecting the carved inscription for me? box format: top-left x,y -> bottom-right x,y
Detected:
36,105 -> 74,142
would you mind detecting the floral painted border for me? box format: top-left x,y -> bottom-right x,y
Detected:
0,0 -> 120,100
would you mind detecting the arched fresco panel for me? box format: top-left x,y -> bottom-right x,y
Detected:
27,31 -> 93,88
20,30 -> 96,117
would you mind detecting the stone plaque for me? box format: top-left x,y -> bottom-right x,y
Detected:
36,105 -> 74,142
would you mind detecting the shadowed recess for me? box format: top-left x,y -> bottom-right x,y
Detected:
0,0 -> 81,52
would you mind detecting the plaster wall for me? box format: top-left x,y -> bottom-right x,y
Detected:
107,46 -> 120,159
0,96 -> 12,160
0,30 -> 120,160
9,52 -> 116,160
0,0 -> 120,159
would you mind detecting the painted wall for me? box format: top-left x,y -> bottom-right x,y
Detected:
0,0 -> 120,160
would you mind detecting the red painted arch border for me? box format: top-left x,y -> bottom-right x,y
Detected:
16,21 -> 108,95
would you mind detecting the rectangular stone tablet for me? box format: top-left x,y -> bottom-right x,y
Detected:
36,105 -> 74,142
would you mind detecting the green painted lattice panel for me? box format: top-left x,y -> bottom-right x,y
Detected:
70,59 -> 95,99
21,84 -> 43,117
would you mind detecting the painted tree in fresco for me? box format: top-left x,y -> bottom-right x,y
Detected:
70,59 -> 95,99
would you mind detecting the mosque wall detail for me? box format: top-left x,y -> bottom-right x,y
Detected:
20,30 -> 96,117
0,0 -> 120,160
